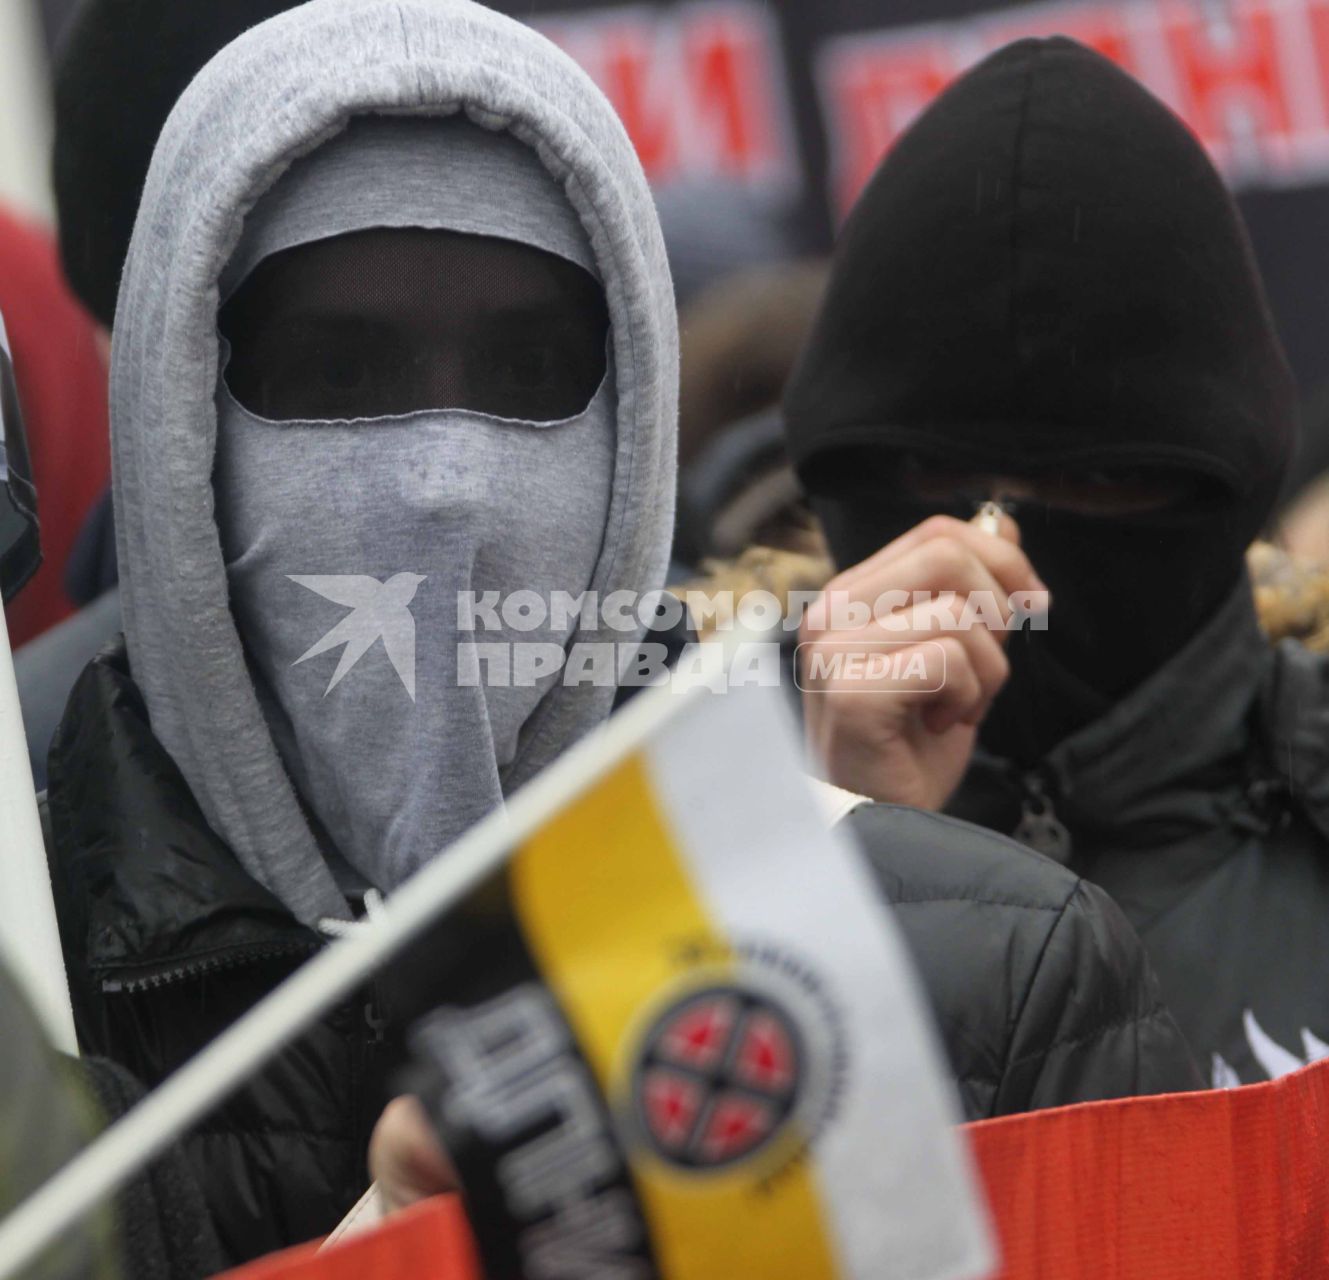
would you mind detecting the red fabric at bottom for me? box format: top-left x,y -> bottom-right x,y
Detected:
218,1060 -> 1329,1280
215,1195 -> 480,1280
966,1056 -> 1329,1279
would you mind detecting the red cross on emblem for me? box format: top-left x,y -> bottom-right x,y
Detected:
632,986 -> 803,1170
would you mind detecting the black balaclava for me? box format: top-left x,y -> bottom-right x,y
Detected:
784,37 -> 1297,767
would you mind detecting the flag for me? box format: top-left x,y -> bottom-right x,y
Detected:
390,684 -> 994,1280
0,675 -> 992,1279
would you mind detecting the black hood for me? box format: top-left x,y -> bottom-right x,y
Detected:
784,36 -> 1296,543
784,37 -> 1298,765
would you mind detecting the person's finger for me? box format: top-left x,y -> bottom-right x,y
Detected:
945,625 -> 1011,725
922,646 -> 984,734
901,632 -> 1006,733
804,537 -> 1020,642
802,624 -> 1008,732
883,636 -> 985,734
832,514 -> 1042,604
369,1095 -> 458,1214
881,517 -> 1040,598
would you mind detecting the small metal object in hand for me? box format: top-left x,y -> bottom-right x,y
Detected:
973,500 -> 1006,536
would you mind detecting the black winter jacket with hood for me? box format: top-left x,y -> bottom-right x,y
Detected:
785,38 -> 1316,1087
46,643 -> 389,1266
948,579 -> 1329,1089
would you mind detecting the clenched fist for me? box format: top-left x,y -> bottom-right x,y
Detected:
799,513 -> 1046,811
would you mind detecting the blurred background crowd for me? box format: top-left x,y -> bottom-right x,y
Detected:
13,0 -> 1329,670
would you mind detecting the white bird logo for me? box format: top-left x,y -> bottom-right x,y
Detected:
288,573 -> 425,700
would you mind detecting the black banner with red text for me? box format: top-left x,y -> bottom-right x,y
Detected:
493,0 -> 1329,397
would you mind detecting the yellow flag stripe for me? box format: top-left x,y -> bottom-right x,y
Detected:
512,751 -> 841,1280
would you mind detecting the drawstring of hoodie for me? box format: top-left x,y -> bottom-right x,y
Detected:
317,888 -> 386,940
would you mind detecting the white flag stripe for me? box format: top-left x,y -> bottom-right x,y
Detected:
645,687 -> 994,1280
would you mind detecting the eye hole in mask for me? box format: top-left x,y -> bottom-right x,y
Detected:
892,457 -> 1219,521
809,448 -> 1227,524
218,226 -> 610,423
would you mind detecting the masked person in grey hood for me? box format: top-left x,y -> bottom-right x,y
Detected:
785,38 -> 1329,1092
43,0 -> 676,1262
213,114 -> 621,912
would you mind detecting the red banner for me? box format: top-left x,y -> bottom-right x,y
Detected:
217,1196 -> 479,1280
969,1055 -> 1329,1279
219,1057 -> 1329,1279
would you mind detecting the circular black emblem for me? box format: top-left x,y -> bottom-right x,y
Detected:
630,985 -> 804,1171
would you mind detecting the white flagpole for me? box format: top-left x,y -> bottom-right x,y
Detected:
0,452 -> 77,1057
0,674 -> 706,1280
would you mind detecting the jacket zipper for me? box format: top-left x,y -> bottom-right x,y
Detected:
101,939 -> 318,994
1013,771 -> 1074,864
352,984 -> 391,1175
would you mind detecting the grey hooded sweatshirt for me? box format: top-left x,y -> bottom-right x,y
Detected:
109,0 -> 679,928
43,0 -> 674,1262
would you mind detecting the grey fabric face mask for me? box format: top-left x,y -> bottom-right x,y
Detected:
212,117 -> 616,893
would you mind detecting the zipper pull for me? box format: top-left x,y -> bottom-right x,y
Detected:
1014,773 -> 1073,864
364,993 -> 388,1044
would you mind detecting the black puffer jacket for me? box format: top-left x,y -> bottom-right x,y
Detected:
950,579 -> 1329,1091
669,555 -> 1204,1111
44,643 -> 399,1267
842,801 -> 1201,1117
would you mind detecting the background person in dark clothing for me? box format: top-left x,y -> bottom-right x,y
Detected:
785,36 -> 1329,1090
